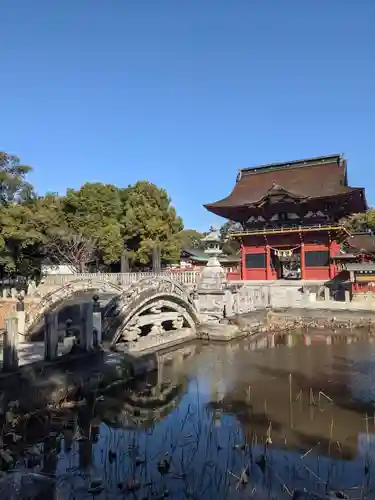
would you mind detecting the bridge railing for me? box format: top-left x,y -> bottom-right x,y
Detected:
40,271 -> 202,288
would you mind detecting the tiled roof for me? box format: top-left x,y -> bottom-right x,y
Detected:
205,154 -> 365,212
344,233 -> 375,254
345,263 -> 375,272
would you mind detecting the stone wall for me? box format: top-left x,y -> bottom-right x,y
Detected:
0,299 -> 38,330
0,301 -> 17,329
222,282 -> 375,317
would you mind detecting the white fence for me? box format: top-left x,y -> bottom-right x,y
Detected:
40,271 -> 201,288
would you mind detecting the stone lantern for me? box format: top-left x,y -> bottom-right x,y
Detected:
197,228 -> 225,292
202,230 -> 223,258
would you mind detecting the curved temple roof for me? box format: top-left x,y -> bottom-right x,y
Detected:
204,154 -> 366,217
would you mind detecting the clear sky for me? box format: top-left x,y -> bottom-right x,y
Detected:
1,0 -> 374,231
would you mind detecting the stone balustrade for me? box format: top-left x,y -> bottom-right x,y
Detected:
39,270 -> 201,290
1,271 -> 201,300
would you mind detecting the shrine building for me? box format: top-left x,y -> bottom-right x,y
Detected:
204,154 -> 367,281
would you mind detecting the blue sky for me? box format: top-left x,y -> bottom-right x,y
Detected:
1,1 -> 374,231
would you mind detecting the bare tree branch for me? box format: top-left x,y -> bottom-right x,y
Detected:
43,231 -> 97,273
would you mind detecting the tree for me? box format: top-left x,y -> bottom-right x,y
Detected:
42,231 -> 97,273
120,181 -> 183,266
220,221 -> 240,255
0,153 -> 39,276
0,203 -> 37,275
27,193 -> 95,273
0,152 -> 33,204
340,209 -> 375,233
0,152 -> 187,276
177,229 -> 204,250
63,183 -> 124,265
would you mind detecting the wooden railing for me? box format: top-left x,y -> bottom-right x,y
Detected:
229,223 -> 348,237
40,270 -> 202,288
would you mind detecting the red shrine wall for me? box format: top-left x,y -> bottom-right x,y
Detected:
240,233 -> 341,281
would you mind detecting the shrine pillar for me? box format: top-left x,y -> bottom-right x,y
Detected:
241,242 -> 246,280
300,242 -> 305,280
265,244 -> 271,280
329,240 -> 339,279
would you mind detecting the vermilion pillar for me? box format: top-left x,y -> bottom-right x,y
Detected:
241,242 -> 246,280
266,244 -> 271,280
328,240 -> 336,279
300,242 -> 305,280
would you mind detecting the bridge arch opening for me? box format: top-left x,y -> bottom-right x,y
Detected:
103,277 -> 199,346
26,279 -> 124,338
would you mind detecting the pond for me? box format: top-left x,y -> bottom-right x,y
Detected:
3,330 -> 375,499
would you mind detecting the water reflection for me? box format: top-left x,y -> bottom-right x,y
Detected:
7,330 -> 375,499
96,344 -> 194,429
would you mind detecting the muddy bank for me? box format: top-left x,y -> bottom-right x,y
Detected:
0,348 -> 147,416
267,307 -> 375,331
226,307 -> 375,337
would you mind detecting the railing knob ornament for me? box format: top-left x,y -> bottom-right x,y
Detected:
93,294 -> 101,312
16,293 -> 25,312
66,318 -> 73,336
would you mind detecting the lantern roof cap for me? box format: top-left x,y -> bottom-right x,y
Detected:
201,229 -> 221,242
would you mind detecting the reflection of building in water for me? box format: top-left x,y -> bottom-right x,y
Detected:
98,344 -> 197,429
358,433 -> 375,458
205,334 -> 375,460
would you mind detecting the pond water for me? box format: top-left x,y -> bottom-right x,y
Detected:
4,330 -> 375,499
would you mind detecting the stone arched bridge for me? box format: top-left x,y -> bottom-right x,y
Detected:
25,275 -> 199,345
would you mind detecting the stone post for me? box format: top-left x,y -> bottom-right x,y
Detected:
324,287 -> 330,302
121,251 -> 130,273
16,294 -> 26,343
92,295 -> 102,346
63,318 -> 76,352
65,318 -> 73,336
44,312 -> 59,361
3,316 -> 19,371
2,288 -> 8,299
345,289 -> 351,303
80,302 -> 94,351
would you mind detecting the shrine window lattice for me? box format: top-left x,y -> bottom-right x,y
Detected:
245,253 -> 266,269
305,250 -> 329,267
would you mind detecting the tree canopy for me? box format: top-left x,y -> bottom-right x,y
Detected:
0,153 -> 187,278
177,229 -> 204,250
0,151 -> 245,279
220,221 -> 240,255
120,181 -> 183,266
340,209 -> 375,233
